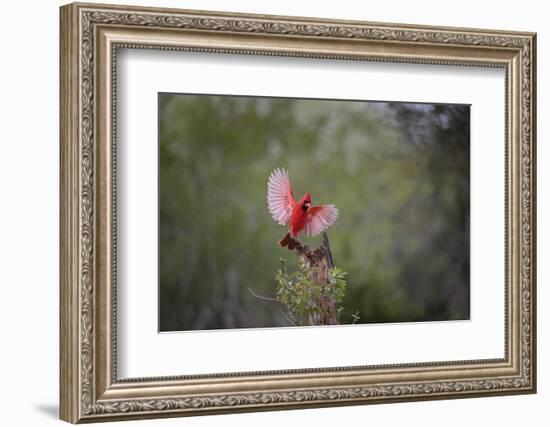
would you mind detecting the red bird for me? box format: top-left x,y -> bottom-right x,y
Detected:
267,168 -> 339,248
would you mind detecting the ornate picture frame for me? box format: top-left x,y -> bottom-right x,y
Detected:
60,2 -> 536,423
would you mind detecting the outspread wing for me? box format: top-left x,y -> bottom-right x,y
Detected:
304,205 -> 339,237
267,168 -> 295,225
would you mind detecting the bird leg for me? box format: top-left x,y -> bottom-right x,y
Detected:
279,232 -> 302,250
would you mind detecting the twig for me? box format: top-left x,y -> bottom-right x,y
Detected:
278,307 -> 298,326
247,287 -> 279,302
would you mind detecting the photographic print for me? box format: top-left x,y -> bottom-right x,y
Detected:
159,94 -> 470,332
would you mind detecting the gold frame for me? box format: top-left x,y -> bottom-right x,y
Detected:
60,2 -> 537,423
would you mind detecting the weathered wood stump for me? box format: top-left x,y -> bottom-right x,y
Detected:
286,231 -> 339,325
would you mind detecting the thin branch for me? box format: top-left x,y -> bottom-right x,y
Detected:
278,306 -> 298,326
247,287 -> 279,302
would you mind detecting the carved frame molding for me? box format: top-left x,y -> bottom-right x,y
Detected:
60,2 -> 536,423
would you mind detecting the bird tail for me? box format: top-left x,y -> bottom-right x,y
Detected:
279,232 -> 292,248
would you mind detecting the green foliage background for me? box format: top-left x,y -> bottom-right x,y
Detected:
159,94 -> 470,331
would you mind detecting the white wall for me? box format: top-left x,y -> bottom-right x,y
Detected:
0,0 -> 545,425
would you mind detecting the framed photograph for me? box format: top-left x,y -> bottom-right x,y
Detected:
60,2 -> 537,423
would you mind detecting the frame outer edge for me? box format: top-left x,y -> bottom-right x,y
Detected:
59,2 -> 537,422
60,3 -> 80,424
529,33 -> 537,393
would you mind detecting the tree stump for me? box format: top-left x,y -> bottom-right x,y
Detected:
287,231 -> 339,325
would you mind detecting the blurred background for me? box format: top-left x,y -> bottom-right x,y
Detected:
158,93 -> 470,331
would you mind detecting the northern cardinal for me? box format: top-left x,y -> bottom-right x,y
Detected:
267,168 -> 339,248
